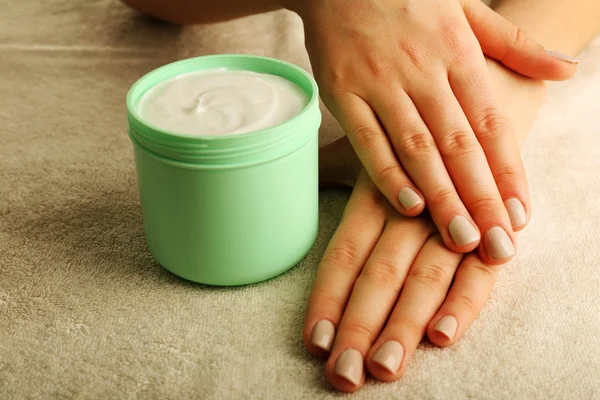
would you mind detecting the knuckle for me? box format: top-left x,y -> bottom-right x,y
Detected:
310,288 -> 346,312
319,70 -> 348,96
313,63 -> 353,99
359,259 -> 402,287
451,46 -> 478,69
364,51 -> 391,80
440,26 -> 477,62
388,317 -> 423,338
439,129 -> 479,159
396,40 -> 428,71
353,125 -> 381,152
492,24 -> 528,62
373,164 -> 401,187
473,108 -> 511,142
342,321 -> 376,341
409,264 -> 450,291
449,293 -> 478,315
397,131 -> 437,159
322,243 -> 360,269
468,194 -> 501,215
511,25 -> 529,49
493,165 -> 520,186
467,260 -> 500,280
427,186 -> 458,209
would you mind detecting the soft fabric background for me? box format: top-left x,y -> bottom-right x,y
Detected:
1,1 -> 599,398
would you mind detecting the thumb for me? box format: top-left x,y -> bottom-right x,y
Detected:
462,0 -> 578,81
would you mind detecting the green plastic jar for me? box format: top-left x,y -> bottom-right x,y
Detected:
126,55 -> 321,286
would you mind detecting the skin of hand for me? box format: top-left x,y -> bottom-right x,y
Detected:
284,0 -> 579,267
306,59 -> 545,393
121,0 -> 578,264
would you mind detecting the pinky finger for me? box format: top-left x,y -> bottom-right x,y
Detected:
426,253 -> 501,346
335,94 -> 425,216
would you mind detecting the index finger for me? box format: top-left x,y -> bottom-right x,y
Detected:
303,172 -> 386,355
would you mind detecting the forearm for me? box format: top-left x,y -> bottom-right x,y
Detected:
122,0 -> 600,52
491,0 -> 600,54
120,0 -> 283,24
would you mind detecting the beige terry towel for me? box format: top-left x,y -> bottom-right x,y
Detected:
1,1 -> 599,398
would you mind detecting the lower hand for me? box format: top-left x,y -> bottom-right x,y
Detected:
306,59 -> 546,392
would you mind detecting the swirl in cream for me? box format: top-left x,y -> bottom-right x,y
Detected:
138,69 -> 308,136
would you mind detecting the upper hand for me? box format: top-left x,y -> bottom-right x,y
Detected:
291,0 -> 576,264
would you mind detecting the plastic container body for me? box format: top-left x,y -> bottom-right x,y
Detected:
126,55 -> 321,286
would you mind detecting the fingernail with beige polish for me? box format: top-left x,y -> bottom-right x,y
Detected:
335,349 -> 363,386
398,187 -> 423,211
435,316 -> 458,341
372,340 -> 404,374
484,226 -> 515,261
311,320 -> 335,351
449,216 -> 480,247
546,50 -> 579,64
504,198 -> 527,229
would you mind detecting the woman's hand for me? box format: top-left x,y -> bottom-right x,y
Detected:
307,59 -> 546,392
288,0 -> 575,265
308,168 -> 495,393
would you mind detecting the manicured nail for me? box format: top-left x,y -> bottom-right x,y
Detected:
435,316 -> 458,340
311,320 -> 335,351
335,349 -> 363,386
504,198 -> 527,229
484,226 -> 515,260
398,187 -> 423,211
372,340 -> 404,374
546,50 -> 579,64
448,216 -> 480,247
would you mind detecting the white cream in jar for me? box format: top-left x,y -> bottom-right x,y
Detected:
137,69 -> 308,136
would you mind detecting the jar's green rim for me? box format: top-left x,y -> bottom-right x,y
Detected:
130,129 -> 318,171
126,54 -> 320,144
